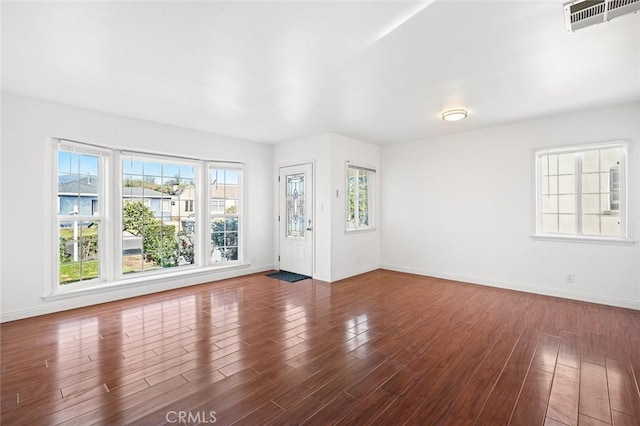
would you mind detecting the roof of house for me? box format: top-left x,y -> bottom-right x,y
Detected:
122,186 -> 166,198
59,178 -> 234,199
58,176 -> 98,195
211,184 -> 238,199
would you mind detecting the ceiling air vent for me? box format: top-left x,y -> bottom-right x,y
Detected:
564,0 -> 640,32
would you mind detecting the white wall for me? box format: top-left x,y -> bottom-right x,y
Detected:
273,132 -> 380,282
330,133 -> 380,281
381,102 -> 640,309
0,93 -> 274,321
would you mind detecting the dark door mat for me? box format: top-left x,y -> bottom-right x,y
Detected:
265,271 -> 311,283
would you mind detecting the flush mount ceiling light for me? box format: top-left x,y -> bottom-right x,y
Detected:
441,109 -> 468,122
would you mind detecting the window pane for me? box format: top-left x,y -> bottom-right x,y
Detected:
347,166 -> 374,230
358,172 -> 369,226
285,173 -> 305,238
347,170 -> 357,226
582,194 -> 600,214
180,165 -> 196,179
582,215 -> 600,235
59,220 -> 100,284
123,157 -> 198,274
542,214 -> 558,233
601,215 -> 620,236
542,195 -> 558,214
143,161 -> 162,176
558,214 -> 576,234
58,153 -> 100,217
599,172 -> 610,193
582,150 -> 599,173
209,166 -> 242,263
79,155 -> 99,175
541,176 -> 558,195
163,163 -> 180,177
558,195 -> 575,214
600,148 -> 620,172
558,153 -> 575,175
210,217 -> 239,262
123,159 -> 143,174
582,173 -> 599,194
558,175 -> 575,194
542,155 -> 558,175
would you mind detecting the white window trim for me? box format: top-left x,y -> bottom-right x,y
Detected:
345,161 -> 376,233
117,151 -> 203,280
54,140 -> 111,291
49,139 -> 246,298
533,140 -> 634,244
208,162 -> 243,266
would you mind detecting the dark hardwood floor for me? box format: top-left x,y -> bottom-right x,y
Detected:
1,270 -> 640,425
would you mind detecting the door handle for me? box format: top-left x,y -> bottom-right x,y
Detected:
306,218 -> 313,231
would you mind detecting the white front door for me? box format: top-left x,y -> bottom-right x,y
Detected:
279,163 -> 313,276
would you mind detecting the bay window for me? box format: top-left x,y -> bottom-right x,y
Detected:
54,139 -> 243,290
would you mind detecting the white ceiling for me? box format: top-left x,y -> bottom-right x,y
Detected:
2,0 -> 639,145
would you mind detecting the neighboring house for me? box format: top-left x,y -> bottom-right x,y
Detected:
170,184 -> 239,218
170,185 -> 197,219
122,186 -> 172,221
58,176 -> 98,216
211,183 -> 239,214
59,178 -> 173,222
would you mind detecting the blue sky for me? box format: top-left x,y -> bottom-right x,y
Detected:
59,152 -> 239,184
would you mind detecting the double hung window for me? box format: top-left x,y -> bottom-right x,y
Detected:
346,163 -> 376,231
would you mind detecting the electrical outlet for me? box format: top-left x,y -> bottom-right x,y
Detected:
565,273 -> 575,284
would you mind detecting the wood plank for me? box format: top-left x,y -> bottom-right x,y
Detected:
474,329 -> 540,425
611,410 -> 639,426
547,364 -> 580,426
578,414 -> 611,425
531,334 -> 560,373
335,388 -> 397,426
579,362 -> 611,423
544,418 -> 568,426
557,332 -> 581,369
301,392 -> 360,425
441,330 -> 521,425
510,368 -> 554,425
606,358 -> 640,418
232,401 -> 284,426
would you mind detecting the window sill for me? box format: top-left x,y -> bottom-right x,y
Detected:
531,234 -> 636,246
43,262 -> 251,301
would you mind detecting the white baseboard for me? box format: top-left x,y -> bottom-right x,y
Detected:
6,262 -> 637,322
312,272 -> 332,282
1,264 -> 275,322
380,263 -> 640,311
330,264 -> 380,283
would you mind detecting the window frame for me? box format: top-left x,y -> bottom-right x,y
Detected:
534,140 -> 631,243
208,163 -> 243,265
52,139 -> 245,294
55,140 -> 110,289
345,162 -> 376,232
118,151 -> 202,279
